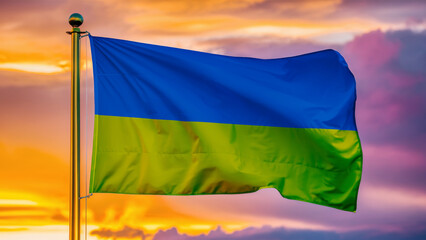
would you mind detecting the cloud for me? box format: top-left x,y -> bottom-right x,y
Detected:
0,83 -> 71,156
0,0 -> 66,13
0,143 -> 68,201
2,0 -> 423,80
387,30 -> 426,75
0,63 -> 66,74
89,225 -> 426,240
234,0 -> 341,18
0,205 -> 67,226
344,30 -> 400,70
343,30 -> 426,151
99,0 -> 263,15
0,69 -> 68,87
94,0 -> 426,41
91,226 -> 151,240
196,36 -> 340,58
336,0 -> 426,24
360,144 -> 426,192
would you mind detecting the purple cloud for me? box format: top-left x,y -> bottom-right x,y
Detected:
90,225 -> 426,240
344,30 -> 426,151
334,0 -> 426,24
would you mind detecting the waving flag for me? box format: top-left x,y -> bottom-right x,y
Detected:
89,35 -> 362,211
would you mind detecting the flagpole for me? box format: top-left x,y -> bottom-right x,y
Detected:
68,13 -> 84,240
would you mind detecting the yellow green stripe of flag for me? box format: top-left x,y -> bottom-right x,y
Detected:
91,115 -> 362,211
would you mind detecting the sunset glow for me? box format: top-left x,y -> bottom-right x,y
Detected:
1,0 -> 426,239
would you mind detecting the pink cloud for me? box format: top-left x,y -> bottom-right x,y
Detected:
363,144 -> 426,169
338,30 -> 426,153
344,30 -> 400,70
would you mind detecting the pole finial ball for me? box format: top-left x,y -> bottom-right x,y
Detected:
69,13 -> 83,27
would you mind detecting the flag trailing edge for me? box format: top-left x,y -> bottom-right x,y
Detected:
89,35 -> 363,212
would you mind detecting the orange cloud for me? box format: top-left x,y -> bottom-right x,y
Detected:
0,0 -> 406,89
0,63 -> 66,74
0,143 -> 68,199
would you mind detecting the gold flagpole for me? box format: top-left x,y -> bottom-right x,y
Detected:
67,13 -> 84,240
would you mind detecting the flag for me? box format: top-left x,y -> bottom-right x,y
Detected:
89,35 -> 362,211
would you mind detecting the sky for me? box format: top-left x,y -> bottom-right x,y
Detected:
1,0 -> 426,239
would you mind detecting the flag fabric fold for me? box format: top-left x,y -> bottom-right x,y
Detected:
89,35 -> 362,211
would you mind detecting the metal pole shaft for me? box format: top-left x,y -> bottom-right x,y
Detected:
70,26 -> 81,240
